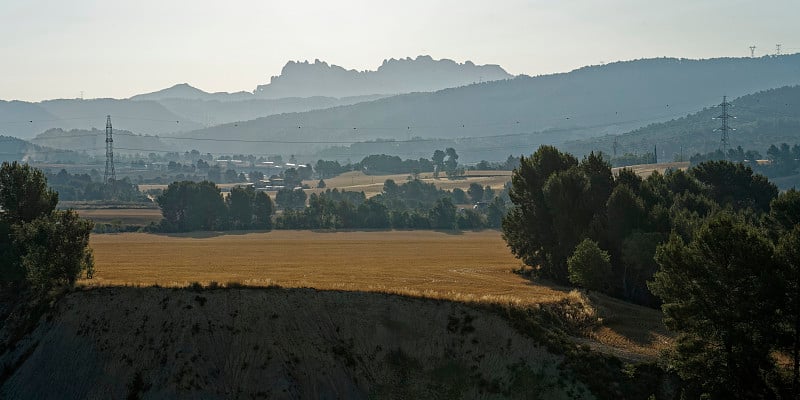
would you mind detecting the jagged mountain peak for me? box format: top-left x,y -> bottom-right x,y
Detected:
255,55 -> 513,98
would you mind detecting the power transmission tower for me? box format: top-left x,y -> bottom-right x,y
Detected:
653,144 -> 658,164
612,137 -> 618,157
104,115 -> 116,183
713,96 -> 735,156
776,44 -> 782,55
749,45 -> 756,58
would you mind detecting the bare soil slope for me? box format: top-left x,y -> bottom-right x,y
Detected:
0,287 -> 597,399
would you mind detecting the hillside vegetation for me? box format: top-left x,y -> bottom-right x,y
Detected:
0,286 -> 672,399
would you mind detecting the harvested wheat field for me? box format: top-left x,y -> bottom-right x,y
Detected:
87,230 -> 670,359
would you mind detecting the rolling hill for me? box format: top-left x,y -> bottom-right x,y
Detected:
167,55 -> 800,161
0,99 -> 203,140
0,135 -> 85,163
0,286 -> 670,399
0,101 -> 61,140
30,128 -> 176,156
38,99 -> 205,134
152,94 -> 390,127
129,83 -> 255,102
132,56 -> 512,102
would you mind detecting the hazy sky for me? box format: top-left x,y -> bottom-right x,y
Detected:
2,0 -> 798,101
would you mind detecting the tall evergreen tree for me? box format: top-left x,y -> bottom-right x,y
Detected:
649,213 -> 781,399
503,145 -> 577,281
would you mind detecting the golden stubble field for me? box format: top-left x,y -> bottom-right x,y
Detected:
87,230 -> 670,359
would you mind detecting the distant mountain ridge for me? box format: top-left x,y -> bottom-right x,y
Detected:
130,56 -> 513,101
4,55 -> 800,163
253,55 -> 513,98
168,55 -> 800,161
0,99 -> 203,140
130,83 -> 255,102
150,94 -> 391,127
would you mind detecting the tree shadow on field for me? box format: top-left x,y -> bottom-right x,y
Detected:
431,229 -> 465,236
304,228 -> 465,235
518,275 -> 574,294
152,230 -> 272,239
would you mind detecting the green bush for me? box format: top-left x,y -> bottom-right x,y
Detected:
567,239 -> 611,292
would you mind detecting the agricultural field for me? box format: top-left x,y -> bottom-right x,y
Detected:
133,163 -> 684,202
73,163 -> 686,230
303,170 -> 512,198
86,230 -> 669,359
139,171 -> 512,199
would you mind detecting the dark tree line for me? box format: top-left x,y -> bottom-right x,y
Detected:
274,180 -> 507,230
156,181 -> 273,232
155,178 -> 509,232
691,142 -> 800,178
503,145 -> 800,398
360,154 -> 434,175
472,155 -> 521,171
46,169 -> 147,202
313,148 -> 520,181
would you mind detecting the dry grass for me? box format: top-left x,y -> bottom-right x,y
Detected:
85,230 -> 670,358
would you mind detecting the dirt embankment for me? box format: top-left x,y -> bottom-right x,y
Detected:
0,287 -> 603,400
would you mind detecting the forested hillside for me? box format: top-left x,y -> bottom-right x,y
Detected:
563,85 -> 800,160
